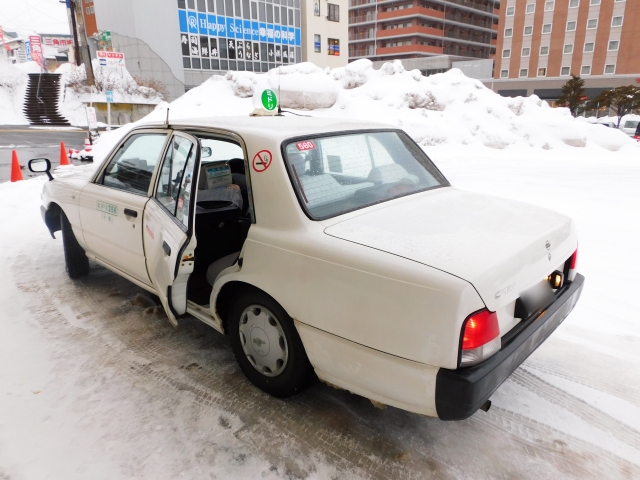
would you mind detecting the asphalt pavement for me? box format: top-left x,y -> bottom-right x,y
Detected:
0,126 -> 91,183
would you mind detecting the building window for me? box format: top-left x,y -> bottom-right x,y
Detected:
505,28 -> 513,37
526,3 -> 535,13
584,42 -> 594,53
522,47 -> 531,57
608,40 -> 619,51
537,68 -> 547,77
314,34 -> 321,53
524,25 -> 533,35
604,64 -> 616,74
564,44 -> 573,54
327,4 -> 339,22
561,66 -> 571,76
569,0 -> 579,7
545,1 -> 555,10
502,49 -> 511,58
542,24 -> 552,34
581,65 -> 591,75
567,21 -> 577,31
519,68 -> 528,77
612,16 -> 623,27
540,45 -> 549,55
589,0 -> 600,5
328,38 -> 340,55
587,18 -> 598,29
614,0 -> 625,2
506,6 -> 515,16
500,69 -> 509,78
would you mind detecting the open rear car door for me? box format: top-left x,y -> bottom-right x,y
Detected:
143,132 -> 200,327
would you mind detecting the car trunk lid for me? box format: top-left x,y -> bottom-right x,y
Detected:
323,188 -> 577,324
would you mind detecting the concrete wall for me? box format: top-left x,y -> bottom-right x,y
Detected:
93,0 -> 186,101
302,0 -> 348,69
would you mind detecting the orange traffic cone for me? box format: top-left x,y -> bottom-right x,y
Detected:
59,141 -> 71,166
10,150 -> 24,182
84,136 -> 92,153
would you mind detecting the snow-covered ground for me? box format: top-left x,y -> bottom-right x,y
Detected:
1,61 -> 639,479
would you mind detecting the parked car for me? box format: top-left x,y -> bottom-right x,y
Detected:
29,117 -> 584,420
597,121 -> 617,128
621,119 -> 640,136
634,123 -> 640,141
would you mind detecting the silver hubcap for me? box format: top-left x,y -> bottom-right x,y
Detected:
238,305 -> 288,377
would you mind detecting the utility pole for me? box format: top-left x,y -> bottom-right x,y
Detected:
71,0 -> 95,86
64,0 -> 81,66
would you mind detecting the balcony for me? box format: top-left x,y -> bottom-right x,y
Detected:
375,44 -> 443,56
349,32 -> 377,41
377,25 -> 444,38
377,6 -> 445,22
349,0 -> 376,7
350,13 -> 377,25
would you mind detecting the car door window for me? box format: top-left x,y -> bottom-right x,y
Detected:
156,135 -> 197,228
102,133 -> 168,194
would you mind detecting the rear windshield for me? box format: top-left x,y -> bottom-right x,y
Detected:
624,120 -> 639,129
283,130 -> 448,220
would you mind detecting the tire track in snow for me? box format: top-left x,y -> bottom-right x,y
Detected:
510,368 -> 640,453
11,246 -> 640,479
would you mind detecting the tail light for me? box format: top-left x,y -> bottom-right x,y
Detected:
460,309 -> 500,367
567,248 -> 578,282
634,135 -> 640,141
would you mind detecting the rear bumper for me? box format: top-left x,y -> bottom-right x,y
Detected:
435,273 -> 585,420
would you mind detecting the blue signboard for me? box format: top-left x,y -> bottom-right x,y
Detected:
177,8 -> 301,68
106,90 -> 114,103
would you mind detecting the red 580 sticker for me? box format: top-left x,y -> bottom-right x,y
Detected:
296,141 -> 315,151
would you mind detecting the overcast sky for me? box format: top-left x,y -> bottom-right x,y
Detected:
0,0 -> 70,35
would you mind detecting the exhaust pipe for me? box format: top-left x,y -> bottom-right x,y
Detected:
480,400 -> 491,412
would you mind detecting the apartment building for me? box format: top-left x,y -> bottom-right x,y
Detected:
493,0 -> 640,99
301,1 -> 348,68
348,0 -> 499,61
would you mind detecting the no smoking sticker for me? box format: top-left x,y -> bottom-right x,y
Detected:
252,150 -> 272,172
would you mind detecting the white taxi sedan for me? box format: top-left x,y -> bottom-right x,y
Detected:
30,117 -> 584,420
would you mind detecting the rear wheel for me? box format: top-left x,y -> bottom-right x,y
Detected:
61,211 -> 89,279
228,289 -> 315,397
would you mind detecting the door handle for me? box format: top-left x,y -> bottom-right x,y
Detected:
162,241 -> 171,256
124,208 -> 138,218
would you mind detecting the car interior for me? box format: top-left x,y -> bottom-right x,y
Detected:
186,140 -> 252,306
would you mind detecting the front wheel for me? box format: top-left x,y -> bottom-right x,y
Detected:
61,211 -> 89,279
228,289 -> 316,397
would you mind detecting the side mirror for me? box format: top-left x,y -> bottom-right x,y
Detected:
28,158 -> 53,181
202,146 -> 212,158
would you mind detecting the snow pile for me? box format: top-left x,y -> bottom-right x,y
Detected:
56,62 -> 164,126
0,61 -> 29,124
137,59 -> 635,153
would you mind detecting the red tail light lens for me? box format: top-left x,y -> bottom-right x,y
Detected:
569,248 -> 578,269
567,248 -> 578,282
462,310 -> 500,350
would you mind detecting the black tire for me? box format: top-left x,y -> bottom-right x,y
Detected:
60,211 -> 89,279
228,288 -> 316,397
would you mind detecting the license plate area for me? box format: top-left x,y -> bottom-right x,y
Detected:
514,280 -> 555,320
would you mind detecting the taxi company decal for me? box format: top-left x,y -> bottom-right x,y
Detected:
96,200 -> 117,216
97,200 -> 117,223
145,225 -> 155,239
296,141 -> 315,151
252,150 -> 272,172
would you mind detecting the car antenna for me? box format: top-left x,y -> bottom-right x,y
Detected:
277,66 -> 282,116
165,107 -> 170,127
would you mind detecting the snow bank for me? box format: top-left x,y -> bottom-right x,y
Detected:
0,62 -> 29,125
56,62 -> 163,126
136,59 -> 636,153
